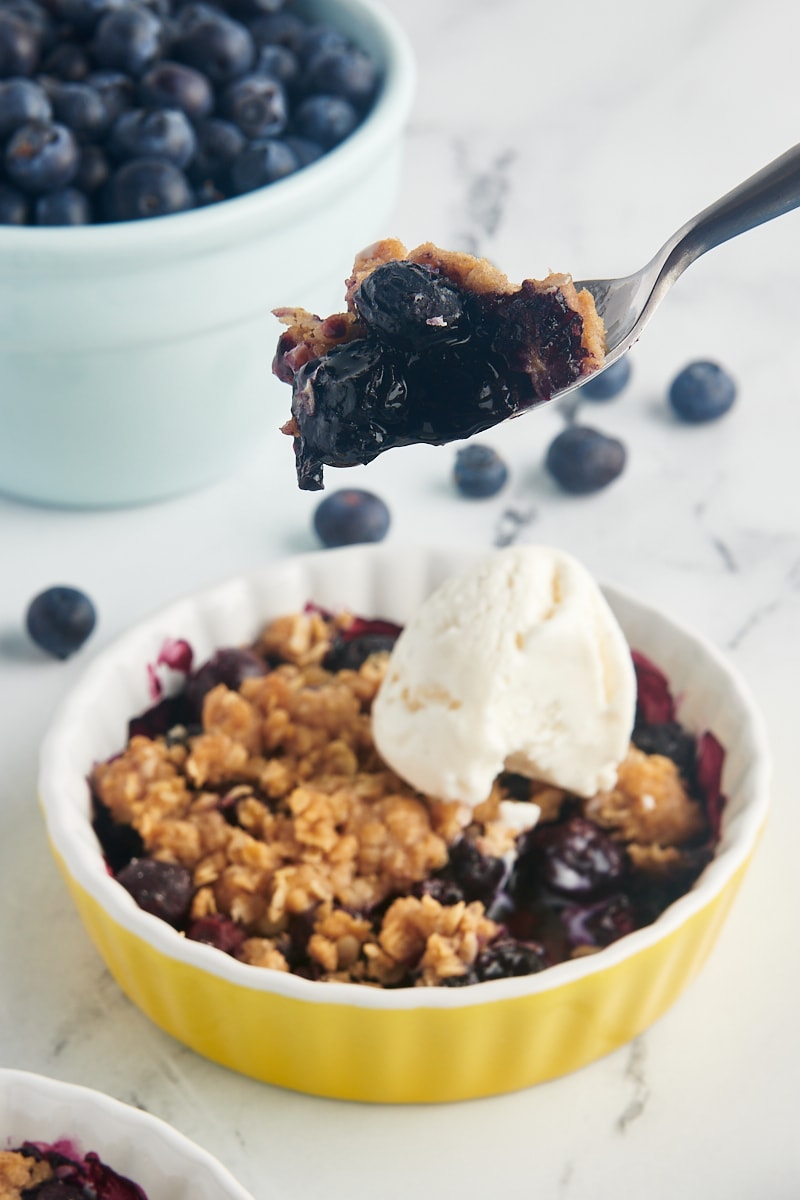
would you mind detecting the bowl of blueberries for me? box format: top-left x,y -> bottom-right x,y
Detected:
0,0 -> 415,507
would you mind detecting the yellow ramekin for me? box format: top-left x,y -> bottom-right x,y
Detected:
38,545 -> 770,1103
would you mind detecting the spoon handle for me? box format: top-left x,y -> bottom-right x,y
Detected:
664,142 -> 800,276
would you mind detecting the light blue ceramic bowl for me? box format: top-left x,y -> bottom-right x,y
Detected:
0,0 -> 415,508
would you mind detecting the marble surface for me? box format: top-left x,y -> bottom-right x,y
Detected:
2,0 -> 800,1195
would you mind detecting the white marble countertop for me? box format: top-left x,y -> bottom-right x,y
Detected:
2,0 -> 800,1195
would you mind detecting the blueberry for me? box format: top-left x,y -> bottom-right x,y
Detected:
5,119 -> 78,191
545,424 -> 626,494
579,355 -> 632,401
188,115 -> 244,187
40,40 -> 90,82
255,42 -> 298,88
313,488 -> 390,547
323,631 -> 398,672
25,585 -> 96,659
453,443 -> 509,498
74,142 -> 109,192
0,0 -> 54,49
34,185 -> 90,223
303,45 -> 377,108
103,157 -> 193,220
92,7 -> 164,78
513,816 -> 627,901
354,261 -> 466,350
281,132 -> 322,166
668,360 -> 736,423
170,9 -> 255,84
442,838 -> 506,904
85,67 -> 134,122
221,72 -> 287,138
0,179 -> 26,220
296,23 -> 348,66
561,893 -> 635,948
293,93 -> 357,148
50,82 -> 110,141
184,646 -> 268,715
116,857 -> 193,927
247,10 -> 306,53
632,720 -> 697,782
229,135 -> 298,192
51,0 -> 124,30
0,10 -> 38,77
108,106 -> 195,167
474,937 -> 546,981
0,77 -> 51,138
138,60 -> 213,122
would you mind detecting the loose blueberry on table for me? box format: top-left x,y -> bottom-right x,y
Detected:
0,0 -> 380,224
90,609 -> 725,988
545,423 -> 627,494
25,584 -> 96,658
273,238 -> 607,490
668,360 -> 737,423
313,487 -> 391,547
453,443 -> 509,498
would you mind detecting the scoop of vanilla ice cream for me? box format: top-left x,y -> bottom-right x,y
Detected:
371,546 -> 636,806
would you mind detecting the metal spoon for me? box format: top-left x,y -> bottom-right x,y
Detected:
568,142 -> 800,389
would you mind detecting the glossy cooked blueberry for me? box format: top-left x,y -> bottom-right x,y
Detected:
103,156 -> 193,219
303,44 -> 377,108
453,443 -> 509,498
221,72 -> 287,138
25,585 -> 96,659
0,10 -> 38,77
229,134 -> 298,192
443,837 -> 506,904
354,260 -> 467,350
632,720 -> 697,782
513,816 -> 628,900
184,645 -> 268,715
323,630 -> 398,671
92,794 -> 144,872
474,937 -> 547,981
5,118 -> 79,190
561,893 -> 635,948
0,77 -> 51,137
138,59 -> 213,121
109,105 -> 195,166
293,92 -> 357,147
34,184 -> 91,222
92,6 -> 164,77
170,9 -> 254,83
668,360 -> 736,423
116,857 -> 193,927
313,487 -> 391,547
579,354 -> 632,401
50,81 -> 110,140
0,179 -> 27,220
545,424 -> 626,494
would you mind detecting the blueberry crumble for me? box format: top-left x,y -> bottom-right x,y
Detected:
273,238 -> 606,490
0,1142 -> 146,1200
89,607 -> 725,988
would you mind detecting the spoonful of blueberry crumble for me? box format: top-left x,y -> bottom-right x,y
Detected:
273,142 -> 800,490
